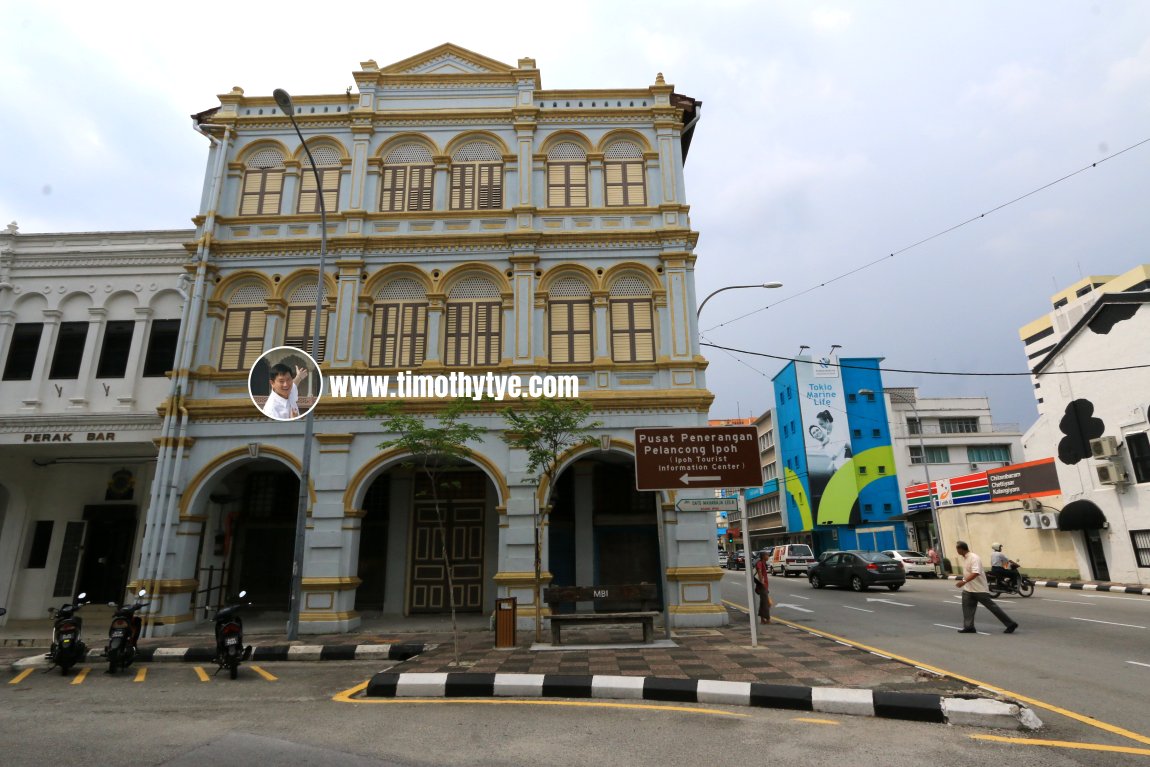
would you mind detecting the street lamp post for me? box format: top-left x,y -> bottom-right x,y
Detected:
860,388 -> 945,574
697,281 -> 781,647
697,282 -> 783,318
274,88 -> 328,641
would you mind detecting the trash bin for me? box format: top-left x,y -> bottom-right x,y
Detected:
495,597 -> 517,648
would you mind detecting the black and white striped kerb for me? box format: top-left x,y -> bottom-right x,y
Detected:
363,672 -> 946,723
129,642 -> 431,663
1032,580 -> 1150,595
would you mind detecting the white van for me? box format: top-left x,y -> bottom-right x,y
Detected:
769,543 -> 816,576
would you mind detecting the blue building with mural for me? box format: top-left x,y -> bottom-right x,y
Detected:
772,356 -> 907,554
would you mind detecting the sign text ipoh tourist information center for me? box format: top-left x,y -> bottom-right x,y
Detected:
634,426 -> 761,491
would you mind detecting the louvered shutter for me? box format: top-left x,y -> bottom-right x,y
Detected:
220,308 -> 267,370
477,164 -> 502,209
260,171 -> 283,214
298,168 -> 341,214
631,300 -> 654,361
370,305 -> 396,367
399,303 -> 427,366
408,166 -> 433,211
380,167 -> 406,212
445,303 -> 473,366
240,172 -> 265,215
284,306 -> 328,361
474,302 -> 501,366
450,165 -> 476,210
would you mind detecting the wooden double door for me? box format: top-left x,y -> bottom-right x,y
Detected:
409,502 -> 485,613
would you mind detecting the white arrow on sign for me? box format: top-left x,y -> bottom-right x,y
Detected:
679,474 -> 721,485
774,603 -> 813,613
865,598 -> 913,607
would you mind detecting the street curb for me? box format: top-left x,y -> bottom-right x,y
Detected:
361,671 -> 1040,730
10,642 -> 433,671
945,575 -> 1150,596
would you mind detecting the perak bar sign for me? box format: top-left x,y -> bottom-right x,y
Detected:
22,432 -> 118,443
634,426 -> 761,491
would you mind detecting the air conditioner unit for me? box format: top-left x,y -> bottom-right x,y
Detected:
1021,511 -> 1041,529
1096,461 -> 1128,485
1039,511 -> 1060,530
1090,436 -> 1120,458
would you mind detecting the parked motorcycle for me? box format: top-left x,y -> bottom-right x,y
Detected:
213,590 -> 252,679
46,593 -> 89,675
105,589 -> 149,674
988,561 -> 1035,598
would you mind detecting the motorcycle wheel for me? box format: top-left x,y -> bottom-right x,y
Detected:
108,655 -> 118,674
1018,580 -> 1034,597
229,661 -> 238,680
988,584 -> 1003,598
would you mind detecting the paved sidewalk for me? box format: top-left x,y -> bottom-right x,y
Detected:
943,574 -> 1150,595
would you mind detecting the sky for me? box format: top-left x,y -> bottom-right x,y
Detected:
3,1 -> 1149,434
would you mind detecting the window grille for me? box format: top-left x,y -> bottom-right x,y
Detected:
609,275 -> 652,297
376,278 -> 426,301
549,277 -> 591,298
448,276 -> 500,299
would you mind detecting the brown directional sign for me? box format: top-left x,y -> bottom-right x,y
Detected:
634,426 -> 761,491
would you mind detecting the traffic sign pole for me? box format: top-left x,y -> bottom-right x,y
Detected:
739,489 -> 758,648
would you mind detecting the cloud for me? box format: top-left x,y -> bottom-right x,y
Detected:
810,8 -> 852,32
961,62 -> 1054,114
1106,37 -> 1150,91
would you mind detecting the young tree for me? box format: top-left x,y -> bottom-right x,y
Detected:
371,399 -> 486,663
501,398 -> 602,641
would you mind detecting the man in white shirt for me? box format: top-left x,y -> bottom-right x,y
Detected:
261,363 -> 308,421
954,540 -> 1018,634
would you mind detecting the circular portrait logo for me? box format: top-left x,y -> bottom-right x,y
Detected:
248,346 -> 323,421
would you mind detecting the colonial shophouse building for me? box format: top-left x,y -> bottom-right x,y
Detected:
129,44 -> 722,635
0,226 -> 189,620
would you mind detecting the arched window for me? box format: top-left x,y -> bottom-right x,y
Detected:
297,144 -> 342,214
283,282 -> 329,362
220,284 -> 268,371
380,144 -> 433,212
444,276 -> 501,367
609,275 -> 654,363
546,142 -> 588,208
240,147 -> 285,216
370,278 -> 428,368
450,141 -> 503,210
604,140 -> 646,207
548,277 -> 593,364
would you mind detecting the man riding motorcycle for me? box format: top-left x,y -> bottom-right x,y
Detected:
989,543 -> 1020,589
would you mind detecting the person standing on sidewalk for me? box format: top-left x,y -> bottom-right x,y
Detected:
754,551 -> 771,624
927,544 -> 942,578
954,540 -> 1018,634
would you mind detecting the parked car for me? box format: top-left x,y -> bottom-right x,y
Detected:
718,551 -> 729,567
808,550 -> 906,592
768,543 -> 816,576
811,550 -> 840,569
881,549 -> 934,577
726,551 -> 746,570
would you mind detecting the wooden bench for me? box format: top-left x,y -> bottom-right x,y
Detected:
543,584 -> 660,645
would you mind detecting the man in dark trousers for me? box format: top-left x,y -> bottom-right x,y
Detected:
954,540 -> 1018,634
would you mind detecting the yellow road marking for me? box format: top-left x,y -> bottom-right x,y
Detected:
793,717 -> 840,725
250,665 -> 277,681
9,668 -> 34,685
134,667 -> 147,683
331,682 -> 745,717
70,667 -> 90,685
972,735 -> 1150,757
723,600 -> 1150,748
193,666 -> 211,682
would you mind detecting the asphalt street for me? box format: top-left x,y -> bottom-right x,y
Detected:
722,569 -> 1150,742
4,660 -> 1146,767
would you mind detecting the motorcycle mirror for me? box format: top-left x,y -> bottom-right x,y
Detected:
238,590 -> 247,598
0,607 -> 6,617
77,592 -> 87,600
138,588 -> 148,596
108,601 -> 117,607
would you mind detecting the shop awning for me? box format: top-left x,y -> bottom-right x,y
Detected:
1058,500 -> 1107,531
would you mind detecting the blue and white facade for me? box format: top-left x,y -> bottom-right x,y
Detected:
128,44 -> 726,635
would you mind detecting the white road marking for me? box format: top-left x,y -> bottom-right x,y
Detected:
1070,617 -> 1147,630
1126,661 -> 1150,669
865,597 -> 913,607
775,603 -> 814,613
842,605 -> 874,613
790,594 -> 811,600
1081,594 -> 1150,603
1041,598 -> 1095,605
934,623 -> 989,636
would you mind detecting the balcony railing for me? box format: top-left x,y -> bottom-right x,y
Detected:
894,422 -> 1019,438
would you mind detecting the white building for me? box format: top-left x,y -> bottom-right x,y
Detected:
0,225 -> 190,621
875,386 -> 1024,552
1028,290 -> 1150,584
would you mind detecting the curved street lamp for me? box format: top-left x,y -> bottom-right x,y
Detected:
697,281 -> 783,318
859,388 -> 946,574
274,88 -> 328,641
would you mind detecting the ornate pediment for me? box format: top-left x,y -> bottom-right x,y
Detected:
380,43 -> 516,76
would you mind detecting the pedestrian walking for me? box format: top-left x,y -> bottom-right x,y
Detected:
954,540 -> 1018,634
927,544 -> 942,578
754,551 -> 771,624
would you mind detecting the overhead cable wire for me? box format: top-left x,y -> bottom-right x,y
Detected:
702,135 -> 1150,333
700,342 -> 1150,376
